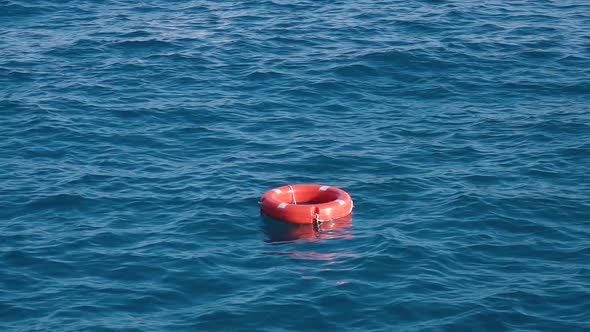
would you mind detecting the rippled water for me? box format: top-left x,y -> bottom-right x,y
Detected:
1,0 -> 589,331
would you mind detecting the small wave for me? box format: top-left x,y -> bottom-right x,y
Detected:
110,39 -> 179,50
332,63 -> 378,77
245,70 -> 286,80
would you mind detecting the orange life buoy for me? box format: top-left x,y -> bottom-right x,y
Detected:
260,184 -> 353,224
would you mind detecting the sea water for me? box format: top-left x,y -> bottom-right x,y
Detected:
1,1 -> 589,331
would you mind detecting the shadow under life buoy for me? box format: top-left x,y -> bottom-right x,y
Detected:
260,213 -> 353,244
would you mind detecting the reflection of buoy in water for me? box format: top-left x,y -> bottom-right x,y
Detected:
261,214 -> 353,243
260,184 -> 353,224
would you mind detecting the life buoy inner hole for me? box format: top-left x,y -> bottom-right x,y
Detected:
278,189 -> 339,205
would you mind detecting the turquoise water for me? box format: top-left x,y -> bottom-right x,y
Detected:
1,1 -> 590,331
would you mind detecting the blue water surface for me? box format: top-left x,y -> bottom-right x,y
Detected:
1,0 -> 590,331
